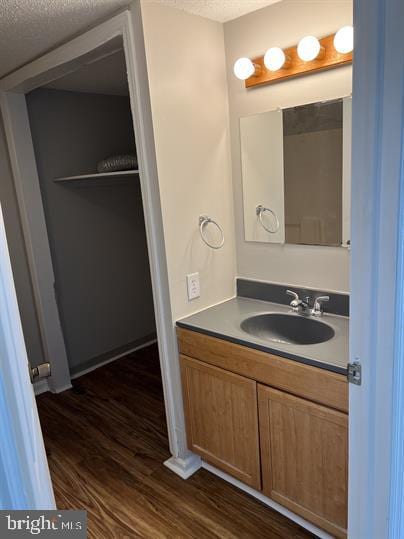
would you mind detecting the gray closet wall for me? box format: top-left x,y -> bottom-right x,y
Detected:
27,88 -> 156,374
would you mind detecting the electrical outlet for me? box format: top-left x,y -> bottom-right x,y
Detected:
187,272 -> 200,300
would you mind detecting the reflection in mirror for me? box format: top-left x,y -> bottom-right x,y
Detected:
240,97 -> 351,247
283,99 -> 342,246
240,109 -> 285,244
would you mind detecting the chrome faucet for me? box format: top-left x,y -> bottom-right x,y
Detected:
286,290 -> 310,313
311,296 -> 330,316
286,290 -> 329,316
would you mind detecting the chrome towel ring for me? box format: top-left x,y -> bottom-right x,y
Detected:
256,204 -> 280,234
199,215 -> 225,249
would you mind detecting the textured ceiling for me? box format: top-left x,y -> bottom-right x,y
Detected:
148,0 -> 282,23
0,0 -> 282,79
0,0 -> 131,78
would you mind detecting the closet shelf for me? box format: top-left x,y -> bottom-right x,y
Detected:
54,170 -> 139,184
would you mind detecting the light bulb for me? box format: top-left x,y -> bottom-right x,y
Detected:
297,36 -> 321,61
264,47 -> 286,71
334,26 -> 354,54
233,57 -> 255,80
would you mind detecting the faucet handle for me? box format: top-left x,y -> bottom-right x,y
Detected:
286,289 -> 299,301
286,289 -> 303,311
312,296 -> 330,316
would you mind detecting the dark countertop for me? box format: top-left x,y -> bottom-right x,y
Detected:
177,297 -> 349,375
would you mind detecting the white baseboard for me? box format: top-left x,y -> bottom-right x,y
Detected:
34,379 -> 50,396
53,382 -> 73,394
37,339 -> 157,395
70,338 -> 157,381
201,461 -> 332,539
164,454 -> 202,479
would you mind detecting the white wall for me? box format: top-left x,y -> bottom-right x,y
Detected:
224,0 -> 352,293
141,1 -> 237,320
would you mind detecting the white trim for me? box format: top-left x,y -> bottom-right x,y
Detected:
34,379 -> 49,396
163,455 -> 202,480
0,13 -> 129,93
342,96 -> 352,247
0,92 -> 71,393
70,338 -> 157,381
202,461 -> 332,539
349,0 -> 404,536
52,383 -> 73,395
127,2 -> 190,460
34,339 -> 158,395
384,2 -> 404,535
390,159 -> 404,537
0,4 -> 191,500
0,203 -> 55,508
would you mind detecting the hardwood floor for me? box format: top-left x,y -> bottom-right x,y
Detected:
37,344 -> 316,539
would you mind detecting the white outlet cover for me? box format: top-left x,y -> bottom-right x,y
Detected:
187,272 -> 200,300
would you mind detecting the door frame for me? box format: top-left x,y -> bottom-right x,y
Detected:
0,3 -> 195,478
0,203 -> 55,509
349,0 -> 404,536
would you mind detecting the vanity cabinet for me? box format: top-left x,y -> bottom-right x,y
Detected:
258,385 -> 348,538
178,327 -> 348,538
180,355 -> 261,489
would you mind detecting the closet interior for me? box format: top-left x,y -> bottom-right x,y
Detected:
26,39 -> 156,378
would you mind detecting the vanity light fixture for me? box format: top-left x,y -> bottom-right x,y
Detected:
238,29 -> 353,89
264,47 -> 290,71
334,25 -> 354,54
233,57 -> 260,80
297,36 -> 324,62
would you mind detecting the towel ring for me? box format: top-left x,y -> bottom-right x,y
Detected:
199,215 -> 225,249
256,205 -> 280,234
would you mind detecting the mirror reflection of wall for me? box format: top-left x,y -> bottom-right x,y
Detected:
240,96 -> 351,248
283,99 -> 342,246
240,110 -> 285,244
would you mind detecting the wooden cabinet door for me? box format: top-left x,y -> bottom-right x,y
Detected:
258,385 -> 348,538
180,355 -> 261,489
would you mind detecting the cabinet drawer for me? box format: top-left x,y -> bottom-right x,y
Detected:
177,327 -> 348,413
258,384 -> 348,538
180,354 -> 261,489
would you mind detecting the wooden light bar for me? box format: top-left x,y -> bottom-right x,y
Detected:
245,33 -> 352,89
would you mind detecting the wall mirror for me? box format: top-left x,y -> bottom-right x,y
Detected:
240,96 -> 351,247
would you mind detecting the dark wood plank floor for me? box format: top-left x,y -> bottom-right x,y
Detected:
37,344 -> 315,539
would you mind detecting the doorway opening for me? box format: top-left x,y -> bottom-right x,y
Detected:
23,36 -> 172,525
27,40 -> 157,382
